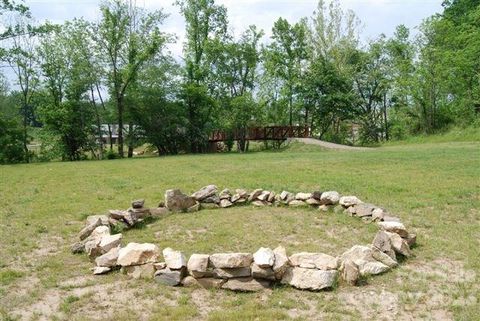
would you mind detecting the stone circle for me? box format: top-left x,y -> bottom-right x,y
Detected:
72,185 -> 417,292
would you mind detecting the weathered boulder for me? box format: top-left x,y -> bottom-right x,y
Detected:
339,196 -> 362,208
253,247 -> 275,267
378,221 -> 408,238
210,253 -> 253,268
248,189 -> 263,202
163,247 -> 187,269
131,199 -> 145,209
340,259 -> 359,286
213,267 -> 251,279
272,246 -> 289,279
306,198 -> 322,205
295,192 -> 312,201
98,233 -> 122,253
289,252 -> 339,270
187,254 -> 210,278
85,229 -> 117,259
86,215 -> 110,226
150,207 -> 169,217
123,263 -> 156,279
78,218 -> 102,240
192,185 -> 218,201
385,232 -> 412,257
95,247 -> 120,267
221,277 -> 270,292
154,267 -> 185,286
372,231 -> 396,259
117,242 -> 160,266
219,199 -> 233,208
93,266 -> 111,275
165,189 -> 198,212
339,245 -> 391,276
251,264 -> 275,280
320,191 -> 340,205
288,200 -> 307,207
219,189 -> 232,200
352,203 -> 377,217
257,191 -> 271,201
281,267 -> 337,290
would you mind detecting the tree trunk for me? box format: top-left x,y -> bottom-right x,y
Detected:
127,121 -> 134,158
383,92 -> 389,141
117,95 -> 124,157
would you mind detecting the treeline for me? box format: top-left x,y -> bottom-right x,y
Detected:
0,0 -> 478,163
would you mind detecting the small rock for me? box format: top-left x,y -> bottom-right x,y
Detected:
219,189 -> 232,200
385,232 -> 411,257
86,215 -> 110,226
196,277 -> 226,289
340,245 -> 390,276
95,247 -> 120,267
267,191 -> 276,203
251,264 -> 275,280
405,233 -> 417,247
187,254 -> 210,277
257,191 -> 271,201
181,276 -> 200,287
235,189 -> 248,198
311,191 -> 323,200
253,247 -> 275,267
131,199 -> 145,209
248,189 -> 263,202
383,216 -> 401,222
272,246 -> 289,279
219,199 -> 233,208
252,200 -> 267,207
154,268 -> 185,286
210,253 -> 253,268
231,194 -> 242,203
295,192 -> 312,201
288,200 -> 307,207
372,208 -> 386,221
123,263 -> 156,279
378,221 -> 408,238
318,205 -> 332,212
117,242 -> 160,266
339,196 -> 362,207
78,218 -> 102,241
353,203 -> 376,217
109,209 -> 127,220
213,267 -> 251,279
221,277 -> 270,292
93,266 -> 111,275
371,246 -> 398,268
306,198 -> 322,205
359,261 -> 390,275
165,189 -> 198,212
202,195 -> 220,204
192,185 -> 218,201
372,231 -> 396,259
280,191 -> 294,203
163,248 -> 187,269
289,252 -> 338,270
281,267 -> 337,291
71,242 -> 85,254
340,259 -> 359,285
154,262 -> 167,270
320,191 -> 340,205
98,233 -> 122,254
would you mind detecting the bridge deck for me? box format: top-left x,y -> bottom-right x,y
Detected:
209,126 -> 310,142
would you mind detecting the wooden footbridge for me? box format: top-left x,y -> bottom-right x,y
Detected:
209,126 -> 310,142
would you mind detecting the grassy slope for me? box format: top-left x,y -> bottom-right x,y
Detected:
0,140 -> 479,320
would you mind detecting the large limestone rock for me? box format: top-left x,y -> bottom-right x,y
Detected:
320,191 -> 340,205
192,185 -> 218,201
117,242 -> 160,266
187,254 -> 210,278
339,245 -> 391,276
221,277 -> 270,292
78,218 -> 102,240
95,247 -> 120,267
251,264 -> 275,280
273,246 -> 289,279
340,259 -> 359,285
281,267 -> 337,291
123,263 -> 156,279
98,233 -> 122,253
165,189 -> 198,212
289,252 -> 339,270
85,230 -> 118,259
339,196 -> 362,208
353,203 -> 377,217
253,247 -> 275,267
295,192 -> 312,201
378,221 -> 408,238
385,232 -> 412,257
210,253 -> 253,268
163,248 -> 187,269
154,268 -> 185,286
372,231 -> 396,259
213,267 -> 251,279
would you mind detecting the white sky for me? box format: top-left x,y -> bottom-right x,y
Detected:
24,0 -> 443,58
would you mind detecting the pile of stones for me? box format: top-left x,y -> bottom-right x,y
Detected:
71,185 -> 416,292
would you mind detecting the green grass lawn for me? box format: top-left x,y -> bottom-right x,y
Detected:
0,139 -> 479,320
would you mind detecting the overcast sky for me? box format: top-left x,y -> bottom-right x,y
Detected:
24,0 -> 443,58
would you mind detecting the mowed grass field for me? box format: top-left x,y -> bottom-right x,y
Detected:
0,139 -> 479,321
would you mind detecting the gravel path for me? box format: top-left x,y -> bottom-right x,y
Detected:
288,138 -> 372,151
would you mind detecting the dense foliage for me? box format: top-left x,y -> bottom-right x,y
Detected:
0,0 -> 478,162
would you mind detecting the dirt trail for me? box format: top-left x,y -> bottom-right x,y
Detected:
288,138 -> 372,151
